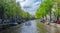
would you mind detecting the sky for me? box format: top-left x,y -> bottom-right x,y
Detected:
16,0 -> 42,15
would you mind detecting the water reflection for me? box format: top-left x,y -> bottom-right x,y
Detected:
21,20 -> 37,33
0,20 -> 37,33
0,20 -> 59,33
25,22 -> 31,26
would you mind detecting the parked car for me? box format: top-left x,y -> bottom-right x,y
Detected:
57,20 -> 60,24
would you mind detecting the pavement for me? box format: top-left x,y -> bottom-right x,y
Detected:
44,22 -> 60,33
45,22 -> 60,28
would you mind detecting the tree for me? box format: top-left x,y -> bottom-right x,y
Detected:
35,0 -> 53,19
0,0 -> 30,19
53,0 -> 60,21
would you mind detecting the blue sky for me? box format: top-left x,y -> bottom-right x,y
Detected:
16,0 -> 42,15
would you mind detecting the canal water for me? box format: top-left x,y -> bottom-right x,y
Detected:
0,20 -> 45,33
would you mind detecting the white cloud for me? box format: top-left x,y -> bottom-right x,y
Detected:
16,0 -> 42,15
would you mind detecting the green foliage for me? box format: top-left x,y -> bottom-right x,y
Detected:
53,0 -> 60,18
0,0 -> 30,18
35,0 -> 53,18
21,12 -> 31,18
